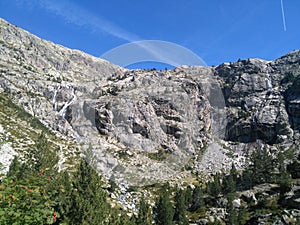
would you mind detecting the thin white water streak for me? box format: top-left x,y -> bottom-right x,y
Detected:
52,85 -> 60,111
266,73 -> 273,89
59,88 -> 77,118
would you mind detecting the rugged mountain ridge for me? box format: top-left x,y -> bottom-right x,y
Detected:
0,18 -> 299,188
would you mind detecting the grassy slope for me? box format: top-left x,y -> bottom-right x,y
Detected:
0,92 -> 80,172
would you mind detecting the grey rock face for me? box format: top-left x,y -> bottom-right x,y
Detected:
95,69 -> 214,154
0,18 -> 300,185
216,56 -> 298,145
285,76 -> 300,131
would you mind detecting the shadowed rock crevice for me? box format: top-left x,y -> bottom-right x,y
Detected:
132,122 -> 149,138
284,76 -> 300,131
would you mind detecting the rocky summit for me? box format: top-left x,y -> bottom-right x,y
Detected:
0,17 -> 299,187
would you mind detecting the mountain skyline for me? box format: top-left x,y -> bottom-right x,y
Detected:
1,0 -> 299,68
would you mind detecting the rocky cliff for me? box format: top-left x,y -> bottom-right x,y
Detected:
0,18 -> 299,188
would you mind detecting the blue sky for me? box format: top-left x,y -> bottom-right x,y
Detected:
0,0 -> 299,68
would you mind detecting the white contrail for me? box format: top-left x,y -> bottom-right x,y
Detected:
280,0 -> 287,31
36,0 -> 139,42
14,0 -> 202,67
35,0 -> 185,65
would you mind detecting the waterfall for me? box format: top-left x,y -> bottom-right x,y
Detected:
52,85 -> 60,111
59,88 -> 77,118
266,73 -> 272,89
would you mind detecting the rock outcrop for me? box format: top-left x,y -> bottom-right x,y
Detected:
0,18 -> 299,186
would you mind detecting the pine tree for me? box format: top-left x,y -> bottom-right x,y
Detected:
52,171 -> 73,224
226,193 -> 238,225
277,151 -> 292,196
67,159 -> 110,225
240,168 -> 253,190
154,185 -> 174,225
237,207 -> 249,224
227,207 -> 238,225
230,163 -> 238,182
287,153 -> 300,179
32,132 -> 58,173
7,156 -> 22,178
184,186 -> 193,208
118,212 -> 133,225
207,173 -> 222,197
223,173 -> 236,194
174,189 -> 189,225
250,148 -> 274,184
129,214 -> 137,225
189,186 -> 204,211
136,197 -> 151,225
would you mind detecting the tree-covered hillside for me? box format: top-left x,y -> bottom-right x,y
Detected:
1,140 -> 299,224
